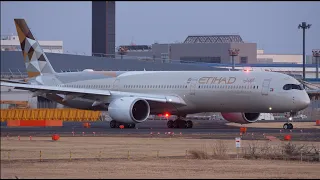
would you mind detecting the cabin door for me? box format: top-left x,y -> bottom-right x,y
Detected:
113,79 -> 120,91
261,79 -> 271,95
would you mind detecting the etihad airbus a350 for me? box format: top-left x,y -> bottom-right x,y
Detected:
0,19 -> 311,130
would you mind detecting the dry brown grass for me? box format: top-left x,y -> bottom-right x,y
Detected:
188,140 -> 229,160
188,149 -> 208,159
242,141 -> 320,162
1,137 -> 320,179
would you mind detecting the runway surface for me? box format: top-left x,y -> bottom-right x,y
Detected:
1,120 -> 319,141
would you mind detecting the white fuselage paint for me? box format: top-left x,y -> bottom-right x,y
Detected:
48,71 -> 310,115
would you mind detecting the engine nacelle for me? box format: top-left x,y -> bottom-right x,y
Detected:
221,113 -> 260,124
108,97 -> 150,124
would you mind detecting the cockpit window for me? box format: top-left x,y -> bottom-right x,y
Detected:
283,84 -> 304,90
299,84 -> 304,90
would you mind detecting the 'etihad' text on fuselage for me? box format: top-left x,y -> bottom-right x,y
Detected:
198,77 -> 236,84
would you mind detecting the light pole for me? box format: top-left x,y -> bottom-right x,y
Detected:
229,48 -> 240,70
312,49 -> 320,79
298,22 -> 311,80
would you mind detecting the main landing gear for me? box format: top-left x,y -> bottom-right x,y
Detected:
110,120 -> 136,129
167,118 -> 193,129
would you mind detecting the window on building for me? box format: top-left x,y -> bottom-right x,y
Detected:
240,57 -> 248,64
180,56 -> 221,63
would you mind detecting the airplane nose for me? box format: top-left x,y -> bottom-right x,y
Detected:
298,94 -> 310,109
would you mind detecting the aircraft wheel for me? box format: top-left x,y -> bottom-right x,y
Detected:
167,120 -> 174,128
184,120 -> 188,128
110,120 -> 116,128
130,123 -> 136,129
186,120 -> 193,128
288,123 -> 293,129
123,123 -> 129,128
126,123 -> 135,129
283,123 -> 289,130
173,120 -> 179,128
116,122 -> 121,128
177,119 -> 186,128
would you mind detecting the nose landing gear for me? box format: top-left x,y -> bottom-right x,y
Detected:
283,113 -> 295,130
283,122 -> 293,130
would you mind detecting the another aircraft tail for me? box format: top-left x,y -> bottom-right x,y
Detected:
14,19 -> 56,78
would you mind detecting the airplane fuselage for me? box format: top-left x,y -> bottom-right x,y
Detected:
35,71 -> 310,115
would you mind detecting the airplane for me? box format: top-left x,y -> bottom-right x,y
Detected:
0,19 -> 311,130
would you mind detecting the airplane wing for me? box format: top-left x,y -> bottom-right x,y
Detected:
0,79 -> 28,84
0,82 -> 186,106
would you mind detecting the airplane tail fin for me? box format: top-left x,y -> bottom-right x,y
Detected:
14,19 -> 56,78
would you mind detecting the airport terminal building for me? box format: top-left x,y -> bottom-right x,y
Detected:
1,35 -> 63,54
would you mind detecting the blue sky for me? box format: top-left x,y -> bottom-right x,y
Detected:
1,1 -> 319,55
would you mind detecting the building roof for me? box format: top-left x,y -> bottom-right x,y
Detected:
199,63 -> 319,68
183,35 -> 244,44
118,45 -> 151,51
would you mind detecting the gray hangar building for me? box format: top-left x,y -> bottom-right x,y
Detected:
122,35 -> 258,64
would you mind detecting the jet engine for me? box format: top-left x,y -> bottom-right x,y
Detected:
108,97 -> 150,124
221,113 -> 260,124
